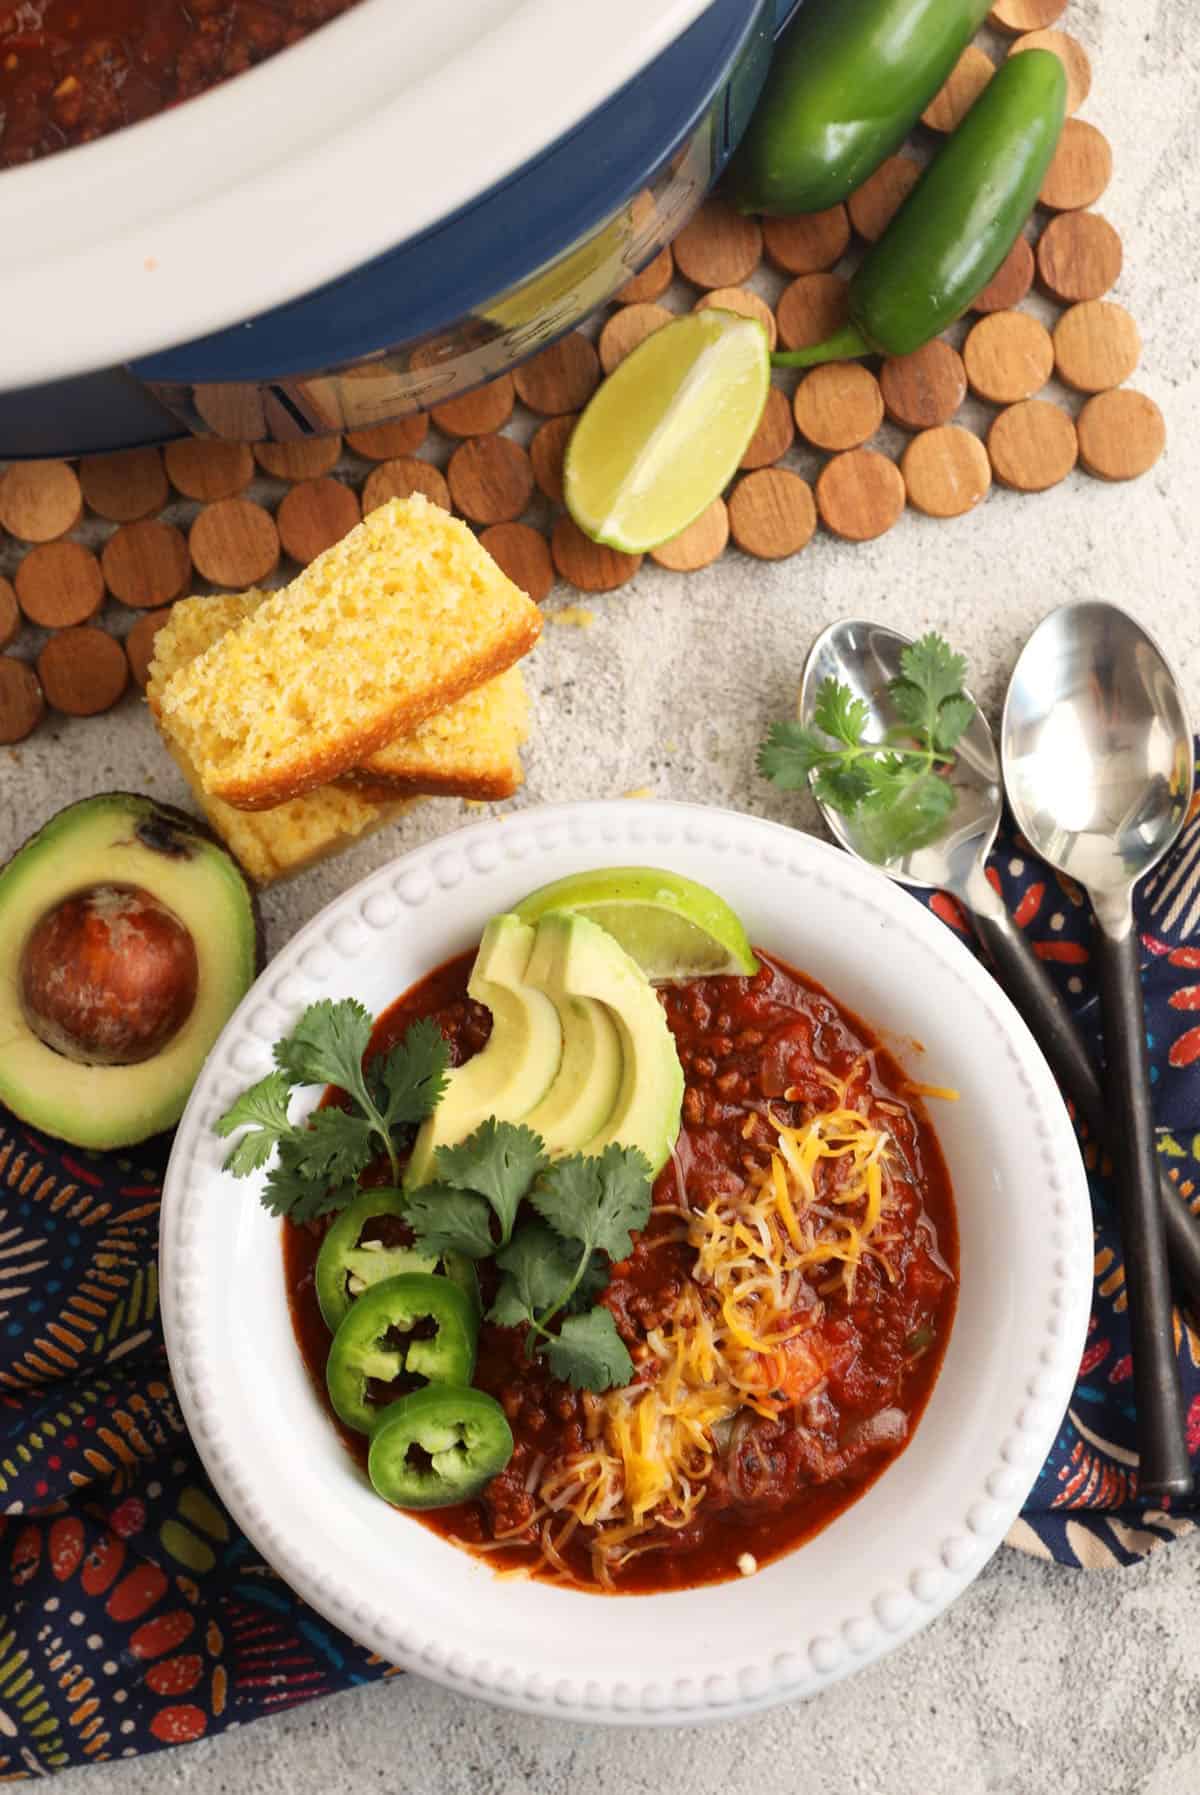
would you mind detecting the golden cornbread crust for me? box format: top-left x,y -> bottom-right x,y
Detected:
156,495 -> 542,809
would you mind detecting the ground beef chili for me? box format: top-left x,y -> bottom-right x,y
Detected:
0,1 -> 362,168
283,948 -> 958,1595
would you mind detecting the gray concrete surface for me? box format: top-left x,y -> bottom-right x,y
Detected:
3,2 -> 1200,1788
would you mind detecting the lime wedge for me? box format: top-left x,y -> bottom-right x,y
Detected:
563,310 -> 770,553
513,867 -> 759,982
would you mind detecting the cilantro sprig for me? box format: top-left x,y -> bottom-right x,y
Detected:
757,633 -> 977,862
215,1002 -> 449,1216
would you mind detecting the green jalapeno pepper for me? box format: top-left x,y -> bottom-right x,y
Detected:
315,1189 -> 479,1334
325,1272 -> 477,1435
773,51 -> 1067,368
367,1384 -> 514,1509
729,0 -> 994,215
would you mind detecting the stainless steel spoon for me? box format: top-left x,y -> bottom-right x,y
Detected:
1002,601 -> 1193,1498
800,619 -> 1200,1328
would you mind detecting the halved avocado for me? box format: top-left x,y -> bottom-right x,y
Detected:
0,794 -> 257,1150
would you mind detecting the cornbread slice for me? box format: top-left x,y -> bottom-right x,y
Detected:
156,494 -> 542,809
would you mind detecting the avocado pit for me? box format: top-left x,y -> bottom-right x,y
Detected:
19,882 -> 199,1067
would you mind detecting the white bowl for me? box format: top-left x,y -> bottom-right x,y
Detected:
161,799 -> 1093,1726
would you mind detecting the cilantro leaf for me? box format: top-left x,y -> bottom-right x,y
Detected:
489,1221 -> 579,1327
856,772 -> 957,862
403,1184 -> 496,1260
933,693 -> 975,754
274,999 -> 373,1099
756,720 -> 838,789
532,1143 -> 653,1264
899,633 -> 967,712
543,1307 -> 634,1392
214,1070 -> 295,1176
370,1017 -> 450,1129
436,1120 -> 548,1247
814,677 -> 871,748
283,1107 -> 374,1185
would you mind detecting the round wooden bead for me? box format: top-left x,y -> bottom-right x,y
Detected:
1052,299 -> 1141,393
902,426 -> 992,518
446,437 -> 535,526
253,437 -> 343,482
1009,29 -> 1091,114
551,517 -> 642,592
1036,211 -> 1123,303
37,627 -> 128,716
989,0 -> 1067,31
740,387 -> 795,470
963,311 -> 1055,404
102,520 -> 192,609
672,199 -> 762,289
775,274 -> 851,353
0,656 -> 44,744
1040,119 -> 1112,211
816,450 -> 906,542
479,523 -> 555,603
880,341 -> 967,430
599,303 -> 674,374
970,236 -> 1035,313
615,245 -> 674,305
514,337 -> 600,416
362,459 -> 452,515
0,578 -> 18,650
848,156 -> 922,242
276,477 -> 362,564
15,541 -> 105,628
188,499 -> 280,587
1076,389 -> 1167,482
345,417 -> 429,460
727,470 -> 817,560
650,500 -> 730,572
124,607 -> 174,689
0,460 -> 82,542
922,46 -> 994,132
762,207 -> 850,276
164,439 -> 255,501
530,415 -> 578,505
793,364 -> 884,452
431,375 -> 516,437
694,288 -> 777,351
79,447 -> 169,522
987,399 -> 1078,490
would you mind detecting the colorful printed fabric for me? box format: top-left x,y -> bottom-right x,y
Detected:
6,788 -> 1200,1774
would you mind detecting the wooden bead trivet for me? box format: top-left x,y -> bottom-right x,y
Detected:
79,448 -> 169,523
1076,389 -> 1166,483
599,303 -> 672,374
530,415 -> 577,505
1040,119 -> 1112,211
793,363 -> 884,452
1037,211 -> 1122,303
740,387 -> 795,470
431,375 -> 515,438
988,398 -> 1078,490
362,458 -> 451,515
15,541 -> 105,628
345,417 -> 429,460
816,450 -> 907,541
125,607 -> 174,689
989,0 -> 1066,31
650,500 -> 729,572
188,498 -> 280,587
922,45 -> 994,133
902,426 -> 993,518
971,235 -> 1035,312
1010,29 -> 1091,115
0,578 -> 18,650
847,156 -> 922,242
615,245 -> 674,305
479,523 -> 555,603
672,199 -> 762,289
514,336 -> 600,416
728,469 -> 816,560
762,206 -> 850,276
37,627 -> 128,716
0,656 -> 44,744
880,341 -> 967,430
776,274 -> 851,352
277,477 -> 361,564
551,517 -> 642,591
963,310 -> 1054,403
163,439 -> 255,502
0,460 -> 82,542
446,437 -> 535,526
102,520 -> 191,609
694,288 -> 778,351
253,436 -> 343,482
1053,299 -> 1140,392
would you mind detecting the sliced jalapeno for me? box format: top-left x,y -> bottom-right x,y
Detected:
315,1189 -> 479,1334
368,1384 -> 514,1509
325,1272 -> 477,1435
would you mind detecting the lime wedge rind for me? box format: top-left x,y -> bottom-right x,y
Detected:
513,867 -> 759,982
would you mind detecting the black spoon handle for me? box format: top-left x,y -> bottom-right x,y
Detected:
971,903 -> 1200,1322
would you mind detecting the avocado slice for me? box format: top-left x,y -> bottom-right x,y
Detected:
521,911 -> 623,1158
0,794 -> 256,1151
405,915 -> 562,1188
